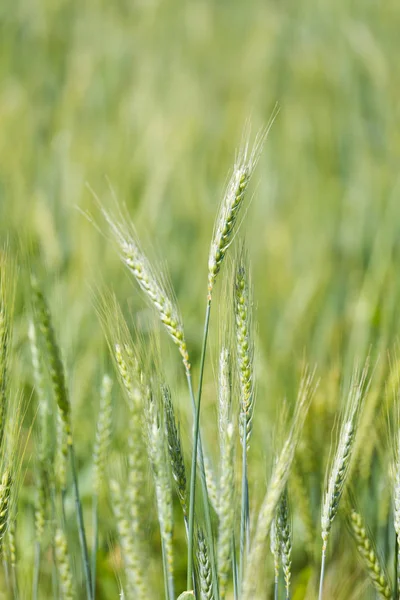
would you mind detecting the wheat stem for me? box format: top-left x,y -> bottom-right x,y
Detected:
318,549 -> 326,600
187,300 -> 213,592
69,444 -> 92,600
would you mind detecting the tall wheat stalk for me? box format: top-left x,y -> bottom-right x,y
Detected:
187,128 -> 269,595
147,396 -> 175,600
32,278 -> 93,600
91,374 -> 113,599
319,363 -> 369,600
217,348 -> 235,600
242,369 -> 315,599
234,255 -> 254,587
100,216 -> 216,594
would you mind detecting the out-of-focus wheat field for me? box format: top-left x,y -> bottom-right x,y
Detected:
1,0 -> 400,598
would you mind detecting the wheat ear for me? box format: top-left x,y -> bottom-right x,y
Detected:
147,397 -> 175,600
277,488 -> 292,600
217,348 -> 235,600
103,214 -> 190,370
99,208 -> 214,594
0,469 -> 12,555
234,255 -> 254,588
92,374 -> 113,598
197,528 -> 214,600
8,516 -> 17,597
270,518 -> 280,600
189,129 -> 270,594
163,386 -> 188,520
110,478 -> 147,599
242,369 -> 315,599
55,528 -> 74,600
207,129 -> 269,300
349,509 -> 392,599
114,343 -> 147,542
32,279 -> 92,600
0,255 -> 14,454
319,363 -> 368,600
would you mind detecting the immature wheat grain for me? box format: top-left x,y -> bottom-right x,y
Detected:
321,366 -> 368,548
201,452 -> 219,516
218,348 -> 231,453
28,321 -> 50,461
319,363 -> 369,600
102,214 -> 190,370
34,464 -> 47,542
277,488 -> 292,600
349,509 -> 391,599
217,423 -> 235,600
0,469 -> 12,555
270,519 -> 280,600
217,348 -> 235,600
0,256 -> 14,453
110,479 -> 147,600
93,375 -> 113,496
147,398 -> 175,600
234,259 -> 254,449
55,409 -> 68,499
31,279 -> 71,437
92,374 -> 113,598
55,528 -> 74,600
163,385 -> 187,518
8,516 -> 18,598
208,130 -> 269,300
197,529 -> 214,600
234,256 -> 254,588
32,279 -> 92,600
114,343 -> 146,529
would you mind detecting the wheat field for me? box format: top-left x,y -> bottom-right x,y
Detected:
1,0 -> 400,598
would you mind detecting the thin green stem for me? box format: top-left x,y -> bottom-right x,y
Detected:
318,547 -> 326,600
69,444 -> 93,600
187,301 -> 213,593
395,534 -> 398,600
232,534 -> 239,600
11,564 -> 18,600
32,540 -> 41,600
239,439 -> 248,589
161,538 -> 171,600
92,494 -> 98,600
274,575 -> 279,600
186,369 -> 218,598
2,558 -> 10,595
50,485 -> 59,600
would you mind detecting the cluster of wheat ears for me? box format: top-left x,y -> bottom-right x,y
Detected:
0,126 -> 399,600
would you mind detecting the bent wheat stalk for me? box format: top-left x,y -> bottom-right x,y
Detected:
319,363 -> 369,600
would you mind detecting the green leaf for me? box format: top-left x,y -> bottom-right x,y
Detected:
177,592 -> 195,600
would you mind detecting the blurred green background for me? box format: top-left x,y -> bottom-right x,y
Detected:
1,0 -> 400,598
